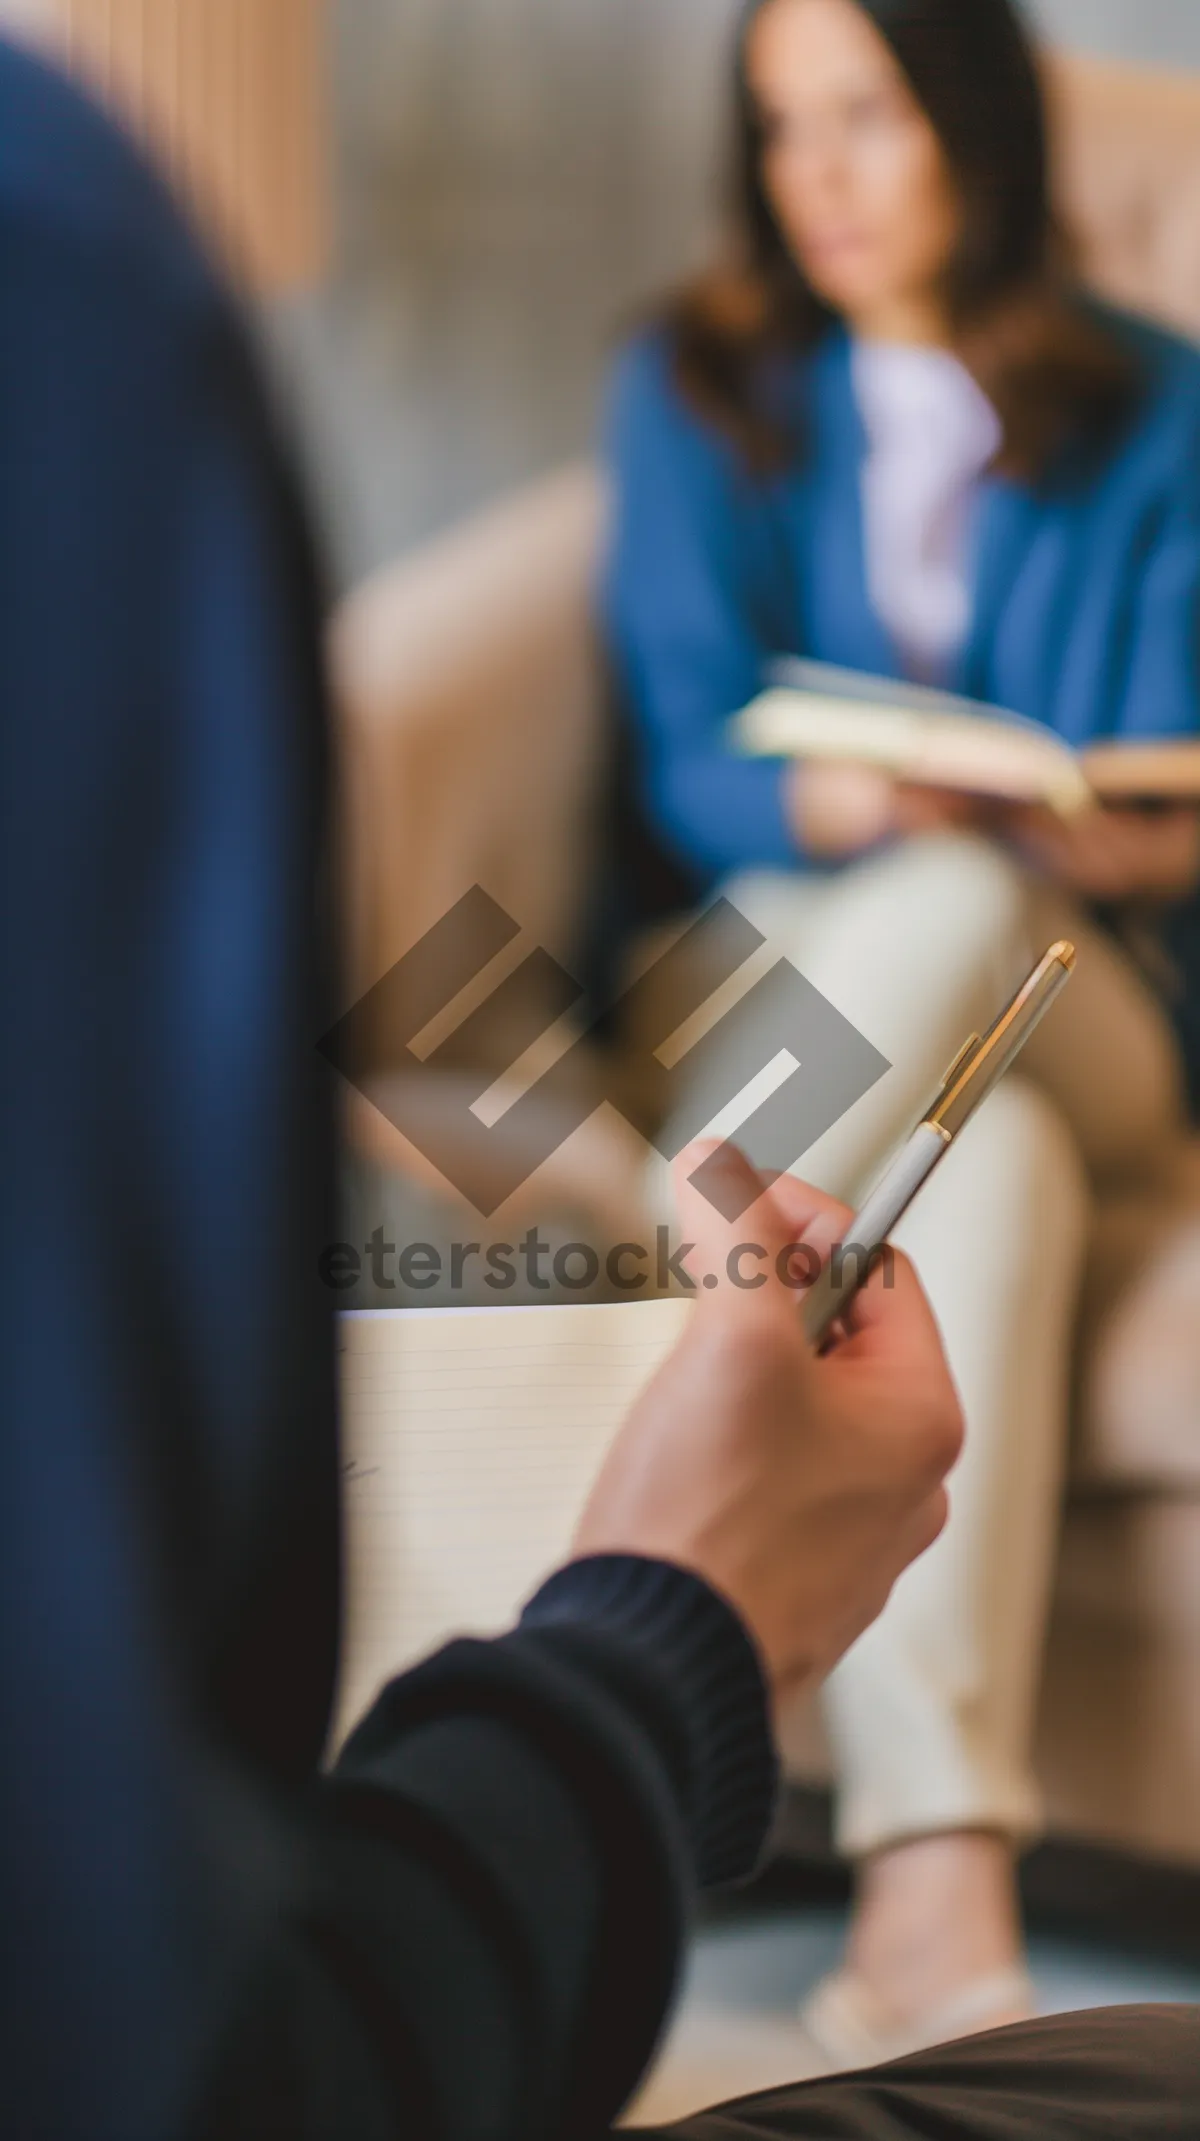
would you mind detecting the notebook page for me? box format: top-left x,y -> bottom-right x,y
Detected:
334,1298 -> 691,1744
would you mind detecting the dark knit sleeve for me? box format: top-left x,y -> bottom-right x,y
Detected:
321,1556 -> 778,2141
519,1555 -> 779,1889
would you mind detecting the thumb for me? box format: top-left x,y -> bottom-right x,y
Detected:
672,1140 -> 804,1323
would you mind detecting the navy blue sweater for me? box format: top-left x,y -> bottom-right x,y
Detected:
0,42 -> 776,2141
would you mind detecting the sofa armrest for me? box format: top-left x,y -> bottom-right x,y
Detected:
329,462 -> 610,1062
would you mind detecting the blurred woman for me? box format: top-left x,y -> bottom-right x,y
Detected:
603,0 -> 1200,2072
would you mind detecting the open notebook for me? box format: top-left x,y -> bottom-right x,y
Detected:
334,1301 -> 691,1745
734,660 -> 1200,815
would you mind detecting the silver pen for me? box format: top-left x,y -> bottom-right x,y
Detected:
803,941 -> 1077,1349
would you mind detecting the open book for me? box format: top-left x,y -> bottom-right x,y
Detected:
334,1301 -> 690,1745
733,660 -> 1200,816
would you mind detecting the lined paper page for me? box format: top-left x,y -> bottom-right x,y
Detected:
335,1300 -> 690,1742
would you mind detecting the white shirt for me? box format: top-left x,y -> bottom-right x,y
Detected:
851,340 -> 1003,683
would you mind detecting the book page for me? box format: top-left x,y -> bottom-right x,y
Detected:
334,1299 -> 691,1744
735,683 -> 1094,816
762,664 -> 1200,806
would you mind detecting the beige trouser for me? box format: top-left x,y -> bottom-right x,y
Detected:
655,832 -> 1188,1857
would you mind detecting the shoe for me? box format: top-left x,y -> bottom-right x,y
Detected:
799,1966 -> 1037,2075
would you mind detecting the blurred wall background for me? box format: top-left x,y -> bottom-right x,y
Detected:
269,0 -> 1200,587
1034,0 -> 1200,64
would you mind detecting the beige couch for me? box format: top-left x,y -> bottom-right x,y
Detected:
330,52 -> 1200,1870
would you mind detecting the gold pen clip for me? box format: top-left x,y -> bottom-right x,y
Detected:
925,944 -> 1076,1139
917,1034 -> 982,1126
939,1034 -> 982,1091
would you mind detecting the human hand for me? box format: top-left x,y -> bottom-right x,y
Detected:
790,763 -> 994,859
574,1143 -> 963,1705
1005,803 -> 1200,904
891,783 -> 998,838
788,760 -> 899,858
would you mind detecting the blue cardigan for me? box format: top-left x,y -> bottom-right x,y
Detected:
601,312 -> 1200,1081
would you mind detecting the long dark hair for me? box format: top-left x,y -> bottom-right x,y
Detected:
669,0 -> 1137,478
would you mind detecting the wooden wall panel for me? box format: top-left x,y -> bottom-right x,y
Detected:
1,0 -> 329,291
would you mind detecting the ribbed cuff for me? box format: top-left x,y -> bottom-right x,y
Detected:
520,1555 -> 779,1889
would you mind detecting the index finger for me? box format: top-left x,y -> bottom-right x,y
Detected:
672,1142 -> 830,1325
